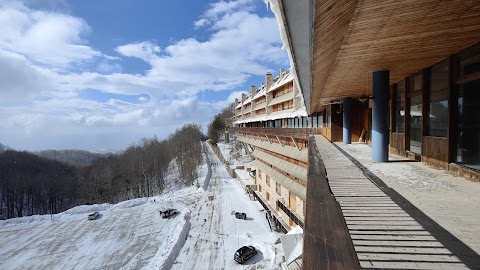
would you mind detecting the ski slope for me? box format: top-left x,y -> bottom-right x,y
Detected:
0,143 -> 282,270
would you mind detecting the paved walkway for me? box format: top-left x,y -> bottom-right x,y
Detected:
314,135 -> 480,270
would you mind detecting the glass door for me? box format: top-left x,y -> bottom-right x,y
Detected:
455,45 -> 480,170
409,74 -> 423,154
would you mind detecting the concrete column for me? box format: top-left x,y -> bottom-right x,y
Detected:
343,97 -> 352,144
372,70 -> 390,162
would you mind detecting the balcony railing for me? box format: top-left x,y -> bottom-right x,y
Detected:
232,127 -> 322,139
252,191 -> 289,233
277,198 -> 304,228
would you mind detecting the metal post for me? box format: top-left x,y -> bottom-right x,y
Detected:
343,97 -> 352,144
372,70 -> 390,162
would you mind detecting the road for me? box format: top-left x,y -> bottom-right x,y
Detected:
171,143 -> 280,270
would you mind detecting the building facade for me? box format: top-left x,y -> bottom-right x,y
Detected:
233,69 -> 317,231
267,0 -> 480,181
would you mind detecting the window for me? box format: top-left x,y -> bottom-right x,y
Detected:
327,105 -> 332,129
455,45 -> 480,170
266,175 -> 270,186
276,182 -> 281,195
395,81 -> 405,133
458,45 -> 480,77
318,112 -> 323,128
409,74 -> 423,154
428,60 -> 449,137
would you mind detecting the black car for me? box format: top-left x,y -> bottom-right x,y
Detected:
88,212 -> 99,220
159,209 -> 178,219
235,212 -> 247,220
234,245 -> 257,264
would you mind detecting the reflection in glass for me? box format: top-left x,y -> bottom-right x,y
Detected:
429,60 -> 449,137
455,80 -> 480,170
395,81 -> 405,133
409,74 -> 423,154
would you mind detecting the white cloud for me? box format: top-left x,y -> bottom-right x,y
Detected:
194,0 -> 256,28
95,59 -> 122,74
0,0 -> 288,151
0,50 -> 55,100
0,0 -> 100,68
116,42 -> 160,61
193,18 -> 207,29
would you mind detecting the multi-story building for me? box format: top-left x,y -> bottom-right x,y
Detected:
233,69 -> 321,232
264,0 -> 480,269
233,1 -> 480,268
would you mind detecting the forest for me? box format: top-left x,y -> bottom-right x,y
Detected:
0,124 -> 203,220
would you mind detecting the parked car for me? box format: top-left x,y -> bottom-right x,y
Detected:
159,209 -> 178,219
88,212 -> 99,220
235,212 -> 247,220
234,245 -> 257,264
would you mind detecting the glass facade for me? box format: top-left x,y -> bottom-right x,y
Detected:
409,74 -> 423,154
327,105 -> 332,129
395,81 -> 405,133
428,60 -> 449,137
455,46 -> 480,170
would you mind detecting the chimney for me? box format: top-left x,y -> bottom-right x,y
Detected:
251,85 -> 256,98
235,98 -> 238,105
266,72 -> 273,89
241,93 -> 246,103
279,68 -> 284,79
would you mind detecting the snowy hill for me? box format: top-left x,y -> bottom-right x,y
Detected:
34,149 -> 110,166
0,142 -> 283,270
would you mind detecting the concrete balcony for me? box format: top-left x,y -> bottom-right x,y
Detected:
277,198 -> 304,228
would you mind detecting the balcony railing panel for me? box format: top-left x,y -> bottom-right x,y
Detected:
232,127 -> 322,140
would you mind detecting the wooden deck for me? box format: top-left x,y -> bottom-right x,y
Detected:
311,135 -> 480,269
303,136 -> 361,270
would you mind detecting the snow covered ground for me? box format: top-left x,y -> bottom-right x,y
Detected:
0,142 -> 282,270
217,138 -> 252,167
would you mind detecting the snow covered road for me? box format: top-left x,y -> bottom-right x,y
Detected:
171,143 -> 281,270
0,143 -> 281,269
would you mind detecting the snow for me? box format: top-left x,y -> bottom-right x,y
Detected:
337,142 -> 456,191
217,140 -> 252,167
0,142 -> 283,270
281,226 -> 303,265
265,0 -> 303,97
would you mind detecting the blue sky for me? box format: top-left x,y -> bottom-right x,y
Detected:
0,0 -> 289,152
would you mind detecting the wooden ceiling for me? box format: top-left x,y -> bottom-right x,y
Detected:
311,0 -> 480,113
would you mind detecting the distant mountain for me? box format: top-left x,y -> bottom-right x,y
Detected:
34,149 -> 112,166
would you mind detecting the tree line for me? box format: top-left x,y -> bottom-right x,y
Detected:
207,103 -> 234,143
0,124 -> 203,219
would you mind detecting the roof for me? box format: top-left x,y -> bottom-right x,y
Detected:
253,149 -> 307,181
268,72 -> 293,93
276,0 -> 480,113
253,85 -> 267,100
252,160 -> 306,201
238,135 -> 308,164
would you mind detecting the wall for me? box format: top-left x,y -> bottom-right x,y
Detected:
422,136 -> 449,169
390,133 -> 405,156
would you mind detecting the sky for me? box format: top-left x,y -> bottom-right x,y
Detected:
0,0 -> 289,152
